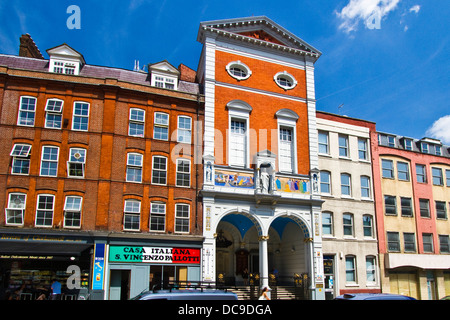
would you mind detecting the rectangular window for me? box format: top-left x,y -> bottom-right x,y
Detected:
403,139 -> 413,150
279,127 -> 294,173
152,156 -> 167,185
439,235 -> 450,253
338,135 -> 349,157
153,75 -> 176,90
345,256 -> 356,282
72,102 -> 89,131
360,176 -> 370,198
397,162 -> 410,181
150,202 -> 166,231
421,142 -> 429,153
322,212 -> 333,236
64,196 -> 82,228
230,119 -> 247,167
129,108 -> 145,137
45,99 -> 63,129
419,199 -> 430,218
67,148 -> 86,178
366,256 -> 376,283
10,144 -> 31,175
387,232 -> 400,252
387,136 -> 395,147
384,195 -> 397,215
363,215 -> 373,237
400,197 -> 413,217
320,171 -> 331,194
123,199 -> 141,231
318,131 -> 329,154
175,203 -> 190,233
153,112 -> 169,140
404,233 -> 416,252
446,169 -> 450,187
40,146 -> 59,177
341,173 -> 351,196
422,233 -> 434,253
432,167 -> 443,186
436,201 -> 447,219
382,159 -> 394,178
126,153 -> 143,183
177,116 -> 192,143
416,164 -> 427,183
343,213 -> 353,236
35,194 -> 54,227
17,96 -> 36,126
176,159 -> 191,187
358,138 -> 368,160
5,193 -> 26,226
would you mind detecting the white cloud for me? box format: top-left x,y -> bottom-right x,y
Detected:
336,0 -> 401,33
426,115 -> 450,145
409,5 -> 420,14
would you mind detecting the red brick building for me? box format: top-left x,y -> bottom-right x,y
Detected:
0,36 -> 204,300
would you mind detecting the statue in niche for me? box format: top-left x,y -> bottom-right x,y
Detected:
206,161 -> 212,182
261,171 -> 270,193
258,163 -> 275,194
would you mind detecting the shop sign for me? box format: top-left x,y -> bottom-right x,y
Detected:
92,243 -> 106,290
109,246 -> 200,264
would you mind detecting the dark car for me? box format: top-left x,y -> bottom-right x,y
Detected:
335,293 -> 416,300
131,288 -> 238,300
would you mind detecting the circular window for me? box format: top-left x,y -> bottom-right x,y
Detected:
226,61 -> 252,81
274,71 -> 297,90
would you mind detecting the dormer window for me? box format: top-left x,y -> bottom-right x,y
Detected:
149,61 -> 180,91
46,44 -> 85,76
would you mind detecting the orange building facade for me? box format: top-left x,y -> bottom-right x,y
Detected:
0,38 -> 204,300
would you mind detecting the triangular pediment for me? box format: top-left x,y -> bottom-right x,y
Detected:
149,60 -> 180,75
198,16 -> 321,59
46,43 -> 85,64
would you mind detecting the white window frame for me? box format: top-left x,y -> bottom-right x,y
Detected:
64,196 -> 82,229
67,148 -> 86,178
51,59 -> 79,75
343,213 -> 354,237
126,153 -> 143,183
151,156 -> 167,185
322,211 -> 334,236
345,255 -> 357,283
360,175 -> 371,199
339,134 -> 349,158
10,144 -> 31,175
40,146 -> 59,177
44,98 -> 64,129
17,96 -> 37,127
150,202 -> 166,232
129,108 -> 145,137
176,158 -> 191,187
318,131 -> 329,155
152,74 -> 177,90
5,193 -> 26,226
153,112 -> 169,140
363,215 -> 374,238
320,171 -> 331,195
175,203 -> 190,233
278,124 -> 297,173
72,102 -> 90,131
358,138 -> 368,160
341,173 -> 352,197
274,71 -> 297,90
123,199 -> 141,231
35,194 -> 55,227
365,256 -> 377,284
225,61 -> 252,81
177,116 -> 192,144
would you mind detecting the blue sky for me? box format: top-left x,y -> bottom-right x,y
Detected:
1,0 -> 449,144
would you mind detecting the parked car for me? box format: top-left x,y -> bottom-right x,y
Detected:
440,296 -> 450,300
335,293 -> 416,300
131,288 -> 238,300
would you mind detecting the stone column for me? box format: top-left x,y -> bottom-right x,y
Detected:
259,235 -> 270,294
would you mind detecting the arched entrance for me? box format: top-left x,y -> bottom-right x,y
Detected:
215,212 -> 311,288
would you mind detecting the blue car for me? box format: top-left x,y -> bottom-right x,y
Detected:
335,293 -> 416,300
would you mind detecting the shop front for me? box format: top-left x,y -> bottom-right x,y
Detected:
0,229 -> 93,300
106,241 -> 202,300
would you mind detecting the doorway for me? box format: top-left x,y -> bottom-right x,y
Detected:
109,270 -> 130,300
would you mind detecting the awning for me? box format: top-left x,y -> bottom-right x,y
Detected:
0,241 -> 92,258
